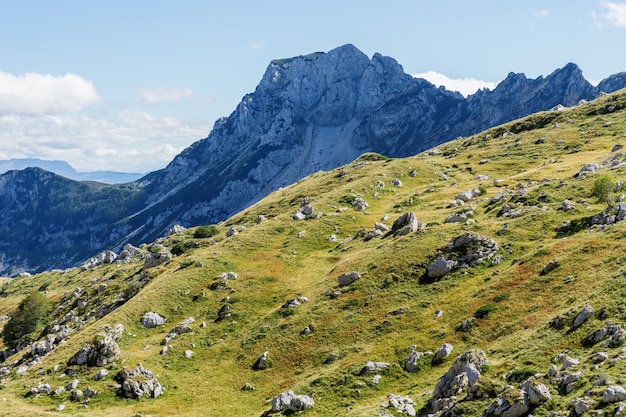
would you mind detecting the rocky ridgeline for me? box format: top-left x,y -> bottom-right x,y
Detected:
3,44 -> 626,277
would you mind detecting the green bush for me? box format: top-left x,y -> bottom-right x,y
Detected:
507,368 -> 537,382
194,225 -> 218,238
474,304 -> 497,319
171,241 -> 197,256
2,290 -> 51,348
592,174 -> 615,202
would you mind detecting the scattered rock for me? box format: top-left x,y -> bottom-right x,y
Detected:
570,397 -> 594,415
434,343 -> 454,362
427,233 -> 498,279
578,163 -> 601,175
603,385 -> 626,403
561,200 -> 576,211
352,198 -> 369,211
115,363 -> 164,399
455,188 -> 482,202
428,257 -> 457,279
429,349 -> 487,413
324,353 -> 338,364
94,369 -> 108,381
540,261 -> 559,276
590,352 -> 609,364
387,394 -> 416,416
84,387 -> 97,398
361,361 -> 389,374
573,304 -> 594,328
391,178 -> 403,187
388,212 -> 425,237
337,271 -> 361,286
68,332 -> 120,367
271,390 -> 314,412
561,356 -> 579,370
592,202 -> 626,225
253,351 -> 269,370
558,371 -> 583,394
162,317 -> 194,345
70,389 -> 83,401
168,224 -> 186,235
141,312 -> 166,328
483,380 -> 551,417
143,246 -> 173,269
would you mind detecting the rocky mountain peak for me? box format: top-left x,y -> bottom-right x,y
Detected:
2,45 -> 626,276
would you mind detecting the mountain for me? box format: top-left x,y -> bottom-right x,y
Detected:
1,90 -> 626,415
1,44 -> 626,276
0,158 -> 144,184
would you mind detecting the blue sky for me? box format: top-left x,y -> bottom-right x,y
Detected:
1,0 -> 625,172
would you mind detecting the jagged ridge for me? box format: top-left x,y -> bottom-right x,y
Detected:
1,44 -> 625,276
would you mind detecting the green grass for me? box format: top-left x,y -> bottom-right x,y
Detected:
1,90 -> 626,415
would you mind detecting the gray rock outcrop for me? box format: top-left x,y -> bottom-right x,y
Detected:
603,385 -> 626,403
427,233 -> 498,278
337,271 -> 361,286
483,380 -> 551,417
68,330 -> 121,367
114,363 -> 164,399
573,304 -> 594,328
162,317 -> 194,345
387,394 -> 416,416
271,390 -> 314,412
388,212 -> 425,237
143,245 -> 173,269
429,349 -> 487,413
592,202 -> 626,225
434,343 -> 454,361
140,312 -> 166,328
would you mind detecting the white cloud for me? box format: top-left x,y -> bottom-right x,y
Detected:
532,9 -> 550,18
248,41 -> 267,50
0,71 -> 100,115
594,1 -> 626,27
412,71 -> 496,97
0,111 -> 210,172
138,86 -> 194,104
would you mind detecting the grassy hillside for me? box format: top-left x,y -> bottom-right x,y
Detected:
1,90 -> 626,416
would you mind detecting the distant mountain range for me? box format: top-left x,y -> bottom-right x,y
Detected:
0,158 -> 143,184
1,43 -> 625,276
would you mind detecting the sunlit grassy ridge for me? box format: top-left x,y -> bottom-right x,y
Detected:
1,90 -> 626,416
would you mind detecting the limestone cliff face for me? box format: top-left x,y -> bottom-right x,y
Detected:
1,44 -> 625,275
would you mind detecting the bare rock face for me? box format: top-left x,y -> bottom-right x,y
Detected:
114,363 -> 164,399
